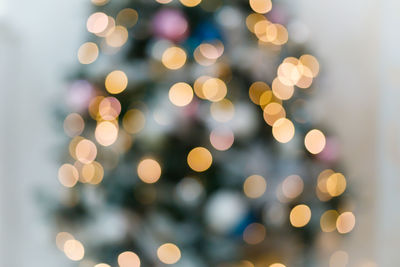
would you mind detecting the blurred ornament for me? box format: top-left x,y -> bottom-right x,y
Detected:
66,80 -> 94,112
204,191 -> 247,234
152,9 -> 189,42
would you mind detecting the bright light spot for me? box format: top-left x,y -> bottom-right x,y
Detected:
168,82 -> 194,107
81,161 -> 104,184
64,239 -> 85,261
249,81 -> 270,105
320,210 -> 339,232
156,0 -> 173,3
95,264 -> 111,267
270,264 -> 286,267
118,251 -> 141,267
272,118 -> 295,143
305,129 -> 326,154
187,147 -> 213,172
157,243 -> 181,264
137,158 -> 162,183
281,175 -> 303,199
336,212 -> 355,234
299,54 -> 320,77
56,232 -> 75,251
75,139 -> 97,164
210,99 -> 235,122
105,70 -> 128,94
106,26 -> 129,47
95,121 -> 118,146
272,78 -> 294,100
290,204 -> 311,228
202,78 -> 227,102
116,8 -> 138,28
243,175 -> 267,198
64,113 -> 85,137
87,12 -> 109,34
249,0 -> 272,14
210,127 -> 234,151
263,102 -> 286,126
58,164 -> 79,188
78,42 -> 99,64
98,96 -> 121,121
180,0 -> 202,7
162,47 -> 187,70
326,173 -> 346,197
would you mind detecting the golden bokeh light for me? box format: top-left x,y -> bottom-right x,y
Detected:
243,175 -> 267,199
105,70 -> 128,94
95,121 -> 118,146
76,139 -> 97,164
243,223 -> 266,244
64,113 -> 85,137
187,147 -> 213,172
157,243 -> 181,265
272,78 -> 294,100
326,173 -> 347,197
249,81 -> 271,105
210,127 -> 234,151
95,16 -> 116,37
320,210 -> 339,233
210,99 -> 235,122
118,251 -> 141,267
156,0 -> 173,3
98,97 -> 121,121
80,161 -> 104,184
272,118 -> 295,143
162,47 -> 187,70
168,82 -> 194,107
246,13 -> 266,33
180,0 -> 202,7
202,78 -> 227,102
91,0 -> 109,6
56,232 -> 75,251
263,102 -> 286,126
87,12 -> 109,34
64,239 -> 85,261
290,204 -> 311,228
78,42 -> 99,64
304,129 -> 326,154
281,175 -> 303,199
249,0 -> 272,14
95,264 -> 111,267
194,75 -> 211,99
336,212 -> 355,234
116,8 -> 138,28
106,26 -> 129,48
137,158 -> 162,184
58,164 -> 79,188
69,136 -> 84,160
299,54 -> 320,77
270,264 -> 286,267
122,109 -> 146,134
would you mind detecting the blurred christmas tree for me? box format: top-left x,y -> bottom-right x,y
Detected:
55,0 -> 354,266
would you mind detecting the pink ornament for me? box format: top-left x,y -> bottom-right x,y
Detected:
152,9 -> 189,42
317,137 -> 340,163
66,80 -> 94,112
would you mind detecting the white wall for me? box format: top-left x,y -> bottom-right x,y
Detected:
0,0 -> 87,266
